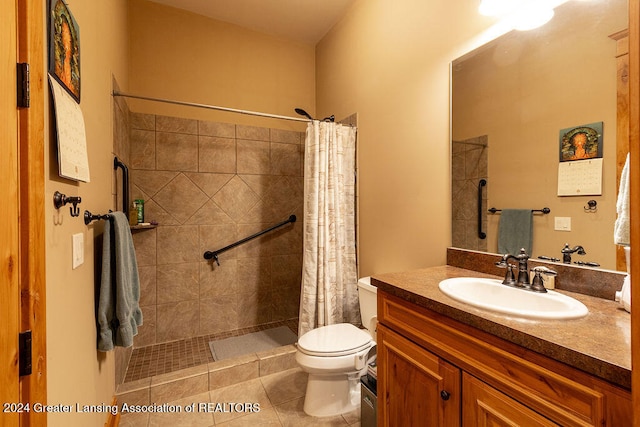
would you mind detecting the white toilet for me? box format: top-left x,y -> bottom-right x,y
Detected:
296,277 -> 378,417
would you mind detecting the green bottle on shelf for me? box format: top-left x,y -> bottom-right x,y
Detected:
135,199 -> 144,224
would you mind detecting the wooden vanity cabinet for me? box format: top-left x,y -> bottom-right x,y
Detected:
378,324 -> 461,426
377,290 -> 632,426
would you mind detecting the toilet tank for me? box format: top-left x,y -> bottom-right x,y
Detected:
357,277 -> 378,340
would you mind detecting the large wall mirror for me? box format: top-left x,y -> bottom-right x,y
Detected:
451,0 -> 627,271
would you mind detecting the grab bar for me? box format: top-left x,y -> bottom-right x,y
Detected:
203,215 -> 297,265
488,207 -> 551,214
113,157 -> 129,213
477,179 -> 487,239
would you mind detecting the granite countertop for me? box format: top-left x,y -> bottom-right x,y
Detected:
371,265 -> 631,389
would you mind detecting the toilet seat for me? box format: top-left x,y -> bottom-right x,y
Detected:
298,323 -> 373,357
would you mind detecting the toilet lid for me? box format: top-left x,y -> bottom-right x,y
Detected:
298,323 -> 373,357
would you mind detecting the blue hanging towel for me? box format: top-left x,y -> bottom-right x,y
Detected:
497,209 -> 533,255
97,211 -> 143,351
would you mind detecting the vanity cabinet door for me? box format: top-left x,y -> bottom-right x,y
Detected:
377,324 -> 461,427
462,372 -> 559,427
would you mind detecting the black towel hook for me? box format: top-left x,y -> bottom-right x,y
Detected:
54,191 -> 82,217
584,200 -> 597,212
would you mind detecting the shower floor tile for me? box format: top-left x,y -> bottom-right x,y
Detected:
123,319 -> 298,383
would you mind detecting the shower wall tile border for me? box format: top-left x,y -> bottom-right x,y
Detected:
134,305 -> 156,348
198,136 -> 237,173
129,129 -> 155,170
131,112 -> 155,131
236,124 -> 270,141
137,265 -> 157,307
270,128 -> 303,144
237,139 -> 271,174
156,115 -> 198,134
198,120 -> 235,138
156,132 -> 198,171
131,229 -> 156,267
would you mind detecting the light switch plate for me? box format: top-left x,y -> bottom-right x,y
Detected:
72,233 -> 84,269
554,216 -> 571,231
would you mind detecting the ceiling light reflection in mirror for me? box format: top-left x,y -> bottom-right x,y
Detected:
479,0 -> 572,31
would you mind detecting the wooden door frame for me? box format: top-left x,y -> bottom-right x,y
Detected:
17,0 -> 47,425
630,0 -> 640,423
1,0 -> 21,423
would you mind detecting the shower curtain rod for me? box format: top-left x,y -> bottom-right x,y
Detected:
112,91 -> 310,123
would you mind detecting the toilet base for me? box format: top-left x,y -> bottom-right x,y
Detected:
303,372 -> 362,417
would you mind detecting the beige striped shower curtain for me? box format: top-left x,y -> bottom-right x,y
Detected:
298,121 -> 359,336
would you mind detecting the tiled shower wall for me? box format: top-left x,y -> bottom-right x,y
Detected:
451,135 -> 488,252
126,112 -> 304,347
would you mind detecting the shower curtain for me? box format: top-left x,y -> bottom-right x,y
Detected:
298,120 -> 359,336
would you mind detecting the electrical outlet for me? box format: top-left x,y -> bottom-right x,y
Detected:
554,216 -> 571,231
72,233 -> 84,269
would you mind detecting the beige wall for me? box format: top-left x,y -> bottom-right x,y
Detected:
127,0 -> 313,134
316,0 -> 497,276
45,1 -> 129,426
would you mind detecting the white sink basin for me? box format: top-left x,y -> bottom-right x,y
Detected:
438,277 -> 588,320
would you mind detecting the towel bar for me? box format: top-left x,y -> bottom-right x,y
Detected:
489,207 -> 550,214
84,210 -> 112,225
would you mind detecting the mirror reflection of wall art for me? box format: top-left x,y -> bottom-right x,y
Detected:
48,0 -> 80,103
559,122 -> 603,162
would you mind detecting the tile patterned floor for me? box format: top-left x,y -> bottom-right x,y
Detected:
124,319 -> 299,383
118,367 -> 362,427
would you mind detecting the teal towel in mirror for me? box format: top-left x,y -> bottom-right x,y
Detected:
497,209 -> 533,255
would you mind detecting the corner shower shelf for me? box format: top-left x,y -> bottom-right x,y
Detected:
130,223 -> 158,231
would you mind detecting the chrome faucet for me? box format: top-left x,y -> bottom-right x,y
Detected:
561,243 -> 586,264
497,248 -> 530,288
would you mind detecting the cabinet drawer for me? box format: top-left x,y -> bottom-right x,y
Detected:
463,372 -> 560,427
379,291 -> 605,426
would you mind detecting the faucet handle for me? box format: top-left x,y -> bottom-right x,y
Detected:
533,266 -> 557,276
530,266 -> 557,293
496,261 -> 517,286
